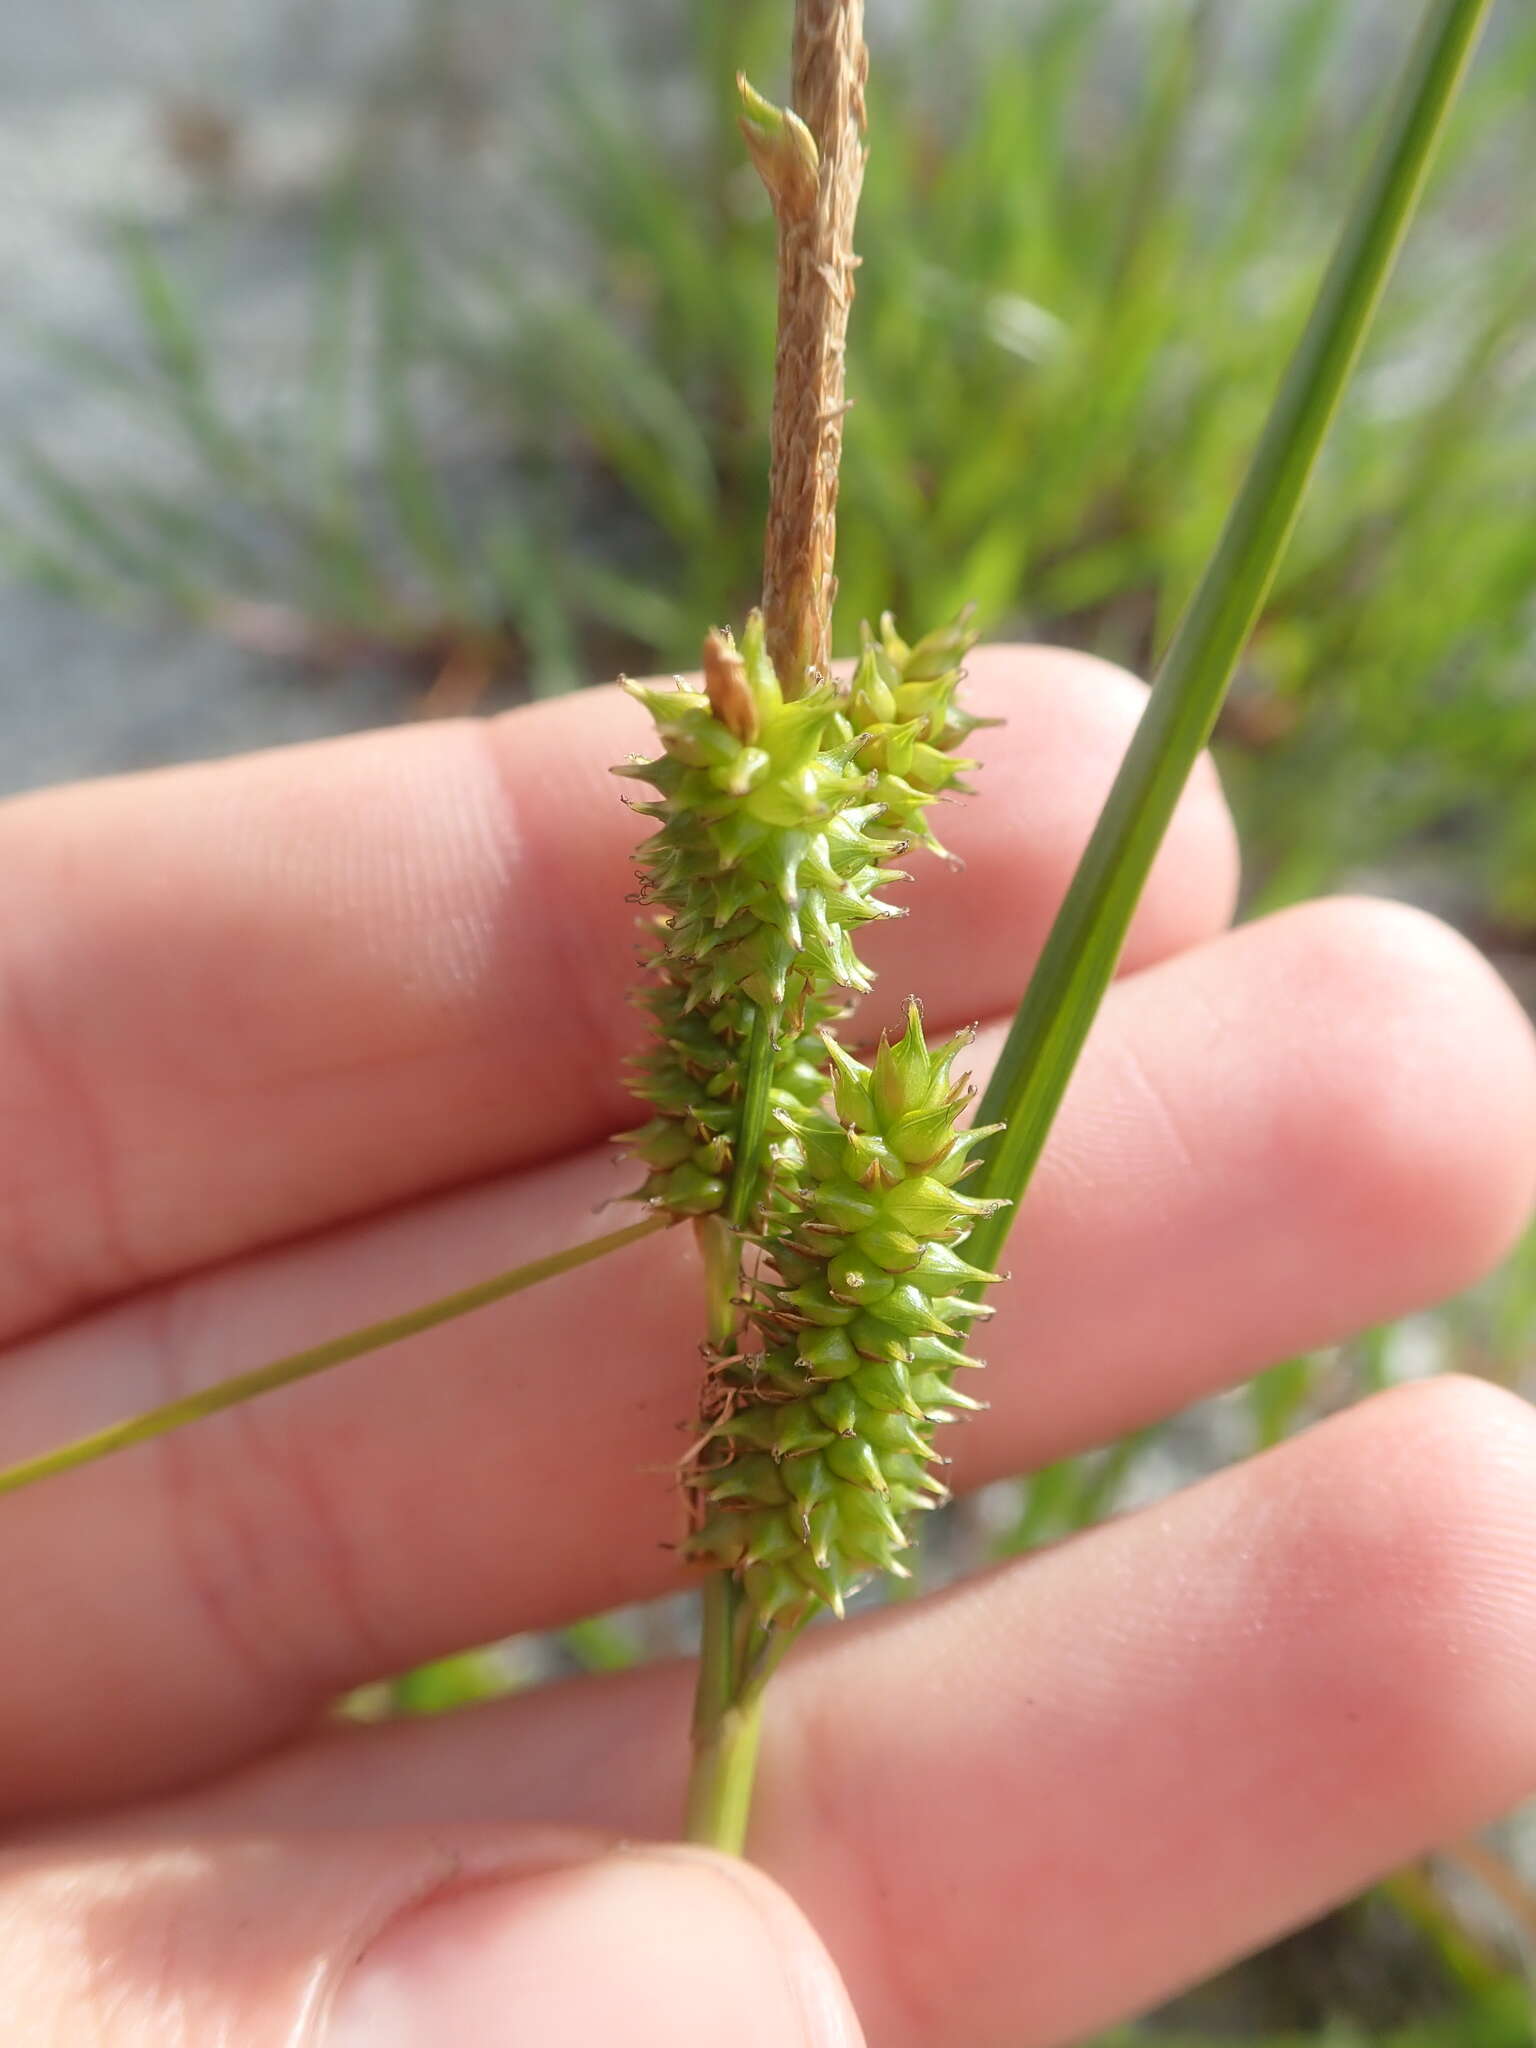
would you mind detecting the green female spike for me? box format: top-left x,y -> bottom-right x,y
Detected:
616,615 -> 901,1223
684,1003 -> 1007,1628
618,612 -> 994,1228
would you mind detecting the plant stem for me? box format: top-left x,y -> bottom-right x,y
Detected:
686,1574 -> 806,1851
0,1214 -> 669,1500
683,0 -> 874,1859
686,1572 -> 763,1851
726,1000 -> 782,1230
965,0 -> 1493,1271
694,1213 -> 742,1352
748,0 -> 868,691
686,997 -> 790,1839
694,1000 -> 780,1348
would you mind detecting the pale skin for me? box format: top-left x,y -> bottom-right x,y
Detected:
0,647 -> 1534,2045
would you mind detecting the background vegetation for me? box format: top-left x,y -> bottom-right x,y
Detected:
4,0 -> 1534,2037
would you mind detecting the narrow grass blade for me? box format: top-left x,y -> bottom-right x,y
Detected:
483,516 -> 583,697
1100,0 -> 1215,294
567,560 -> 694,659
0,520 -> 130,611
560,1612 -> 643,1674
0,1215 -> 669,1501
13,444 -> 159,584
114,224 -> 261,498
375,238 -> 475,618
11,448 -> 232,615
299,180 -> 379,619
389,1647 -> 510,1714
965,0 -> 1493,1272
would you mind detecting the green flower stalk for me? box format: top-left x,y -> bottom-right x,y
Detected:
684,1002 -> 1005,1629
620,28 -> 998,1814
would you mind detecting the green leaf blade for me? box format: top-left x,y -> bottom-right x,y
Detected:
965,0 -> 1495,1274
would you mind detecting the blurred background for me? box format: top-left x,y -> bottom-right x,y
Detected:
2,1 -> 1534,2038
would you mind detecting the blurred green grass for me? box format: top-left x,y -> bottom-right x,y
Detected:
513,0 -> 1536,926
6,1 -> 1535,2036
1091,1990 -> 1533,2048
8,1 -> 1534,924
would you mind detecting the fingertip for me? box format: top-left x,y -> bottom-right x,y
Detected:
330,1844 -> 864,2048
1268,896 -> 1536,1295
649,1847 -> 869,2048
1270,1375 -> 1536,1822
958,644 -> 1241,969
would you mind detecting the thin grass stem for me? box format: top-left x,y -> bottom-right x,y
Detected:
0,1214 -> 669,1500
688,999 -> 784,1839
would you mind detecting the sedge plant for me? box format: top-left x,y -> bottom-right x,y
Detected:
0,0 -> 1495,1878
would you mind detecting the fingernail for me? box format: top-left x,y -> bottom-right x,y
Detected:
328,1850 -> 863,2048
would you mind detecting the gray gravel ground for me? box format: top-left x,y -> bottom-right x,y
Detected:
0,0 -> 635,796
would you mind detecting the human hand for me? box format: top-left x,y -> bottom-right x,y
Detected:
0,647 -> 1533,2044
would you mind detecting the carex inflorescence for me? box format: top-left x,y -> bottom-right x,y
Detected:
616,609 -> 990,1218
687,1003 -> 1006,1626
616,609 -> 1004,1627
615,612 -> 899,1224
